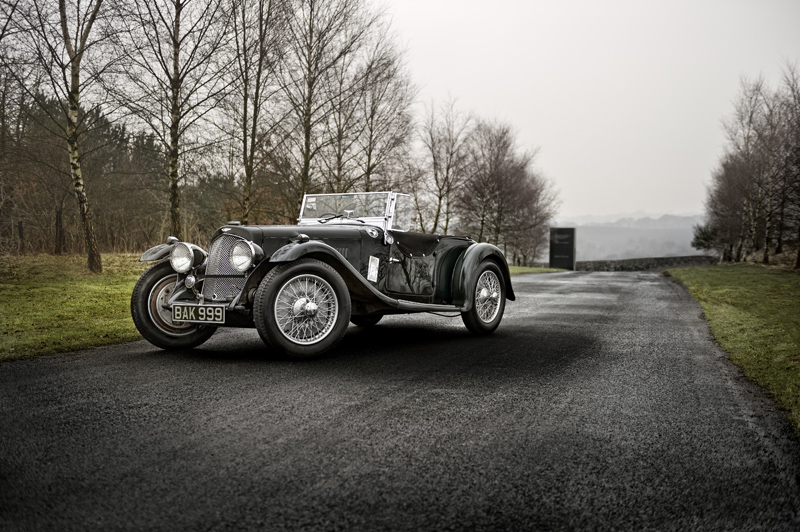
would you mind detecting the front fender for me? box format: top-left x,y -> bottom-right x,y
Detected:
451,243 -> 516,310
269,240 -> 401,310
139,243 -> 174,262
269,240 -> 348,264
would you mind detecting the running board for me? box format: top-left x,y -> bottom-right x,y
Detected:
395,300 -> 464,313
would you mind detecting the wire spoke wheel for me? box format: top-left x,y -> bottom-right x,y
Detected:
475,270 -> 501,323
254,259 -> 351,358
274,274 -> 338,345
461,260 -> 506,335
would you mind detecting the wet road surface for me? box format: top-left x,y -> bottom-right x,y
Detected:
2,271 -> 799,531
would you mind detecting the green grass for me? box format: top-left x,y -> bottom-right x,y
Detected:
0,254 -> 150,362
508,266 -> 563,275
667,263 -> 800,434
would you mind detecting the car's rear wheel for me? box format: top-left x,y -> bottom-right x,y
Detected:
350,315 -> 383,327
254,259 -> 351,358
131,261 -> 216,349
461,260 -> 506,335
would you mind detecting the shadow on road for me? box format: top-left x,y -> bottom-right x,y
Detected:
148,317 -> 597,388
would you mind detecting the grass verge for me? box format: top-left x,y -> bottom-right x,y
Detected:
509,266 -> 563,275
0,254 -> 149,362
667,263 -> 800,434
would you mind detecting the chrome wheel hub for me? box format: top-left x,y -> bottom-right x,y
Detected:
292,298 -> 319,317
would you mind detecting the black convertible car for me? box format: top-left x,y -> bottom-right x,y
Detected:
132,191 -> 515,358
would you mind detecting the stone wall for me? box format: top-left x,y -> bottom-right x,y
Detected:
574,255 -> 717,272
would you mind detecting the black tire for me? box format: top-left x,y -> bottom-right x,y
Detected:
461,260 -> 506,335
350,314 -> 383,327
254,258 -> 351,359
131,261 -> 216,349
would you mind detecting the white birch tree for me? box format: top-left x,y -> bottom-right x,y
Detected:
6,0 -> 110,271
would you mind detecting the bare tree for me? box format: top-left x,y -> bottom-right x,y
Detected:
317,14 -> 414,195
780,64 -> 800,268
722,77 -> 765,259
700,67 -> 800,269
0,1 -> 25,251
753,86 -> 786,264
357,25 -> 415,192
5,0 -> 112,271
505,170 -> 559,265
318,19 -> 366,194
453,119 -> 556,264
220,0 -> 288,225
415,98 -> 471,234
697,152 -> 748,261
274,0 -> 375,210
110,0 -> 233,240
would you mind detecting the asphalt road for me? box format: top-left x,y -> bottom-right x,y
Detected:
2,271 -> 800,531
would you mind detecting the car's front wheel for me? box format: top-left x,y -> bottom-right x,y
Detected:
131,261 -> 216,349
461,260 -> 506,335
254,258 -> 351,358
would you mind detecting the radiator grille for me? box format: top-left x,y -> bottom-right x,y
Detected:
202,234 -> 245,302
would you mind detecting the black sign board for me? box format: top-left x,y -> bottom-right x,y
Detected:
549,228 -> 576,270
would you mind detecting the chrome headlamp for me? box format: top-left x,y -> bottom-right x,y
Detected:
230,240 -> 255,272
170,242 -> 206,273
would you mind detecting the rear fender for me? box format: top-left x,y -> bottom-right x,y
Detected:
451,243 -> 516,311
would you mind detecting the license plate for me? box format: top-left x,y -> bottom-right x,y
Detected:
172,304 -> 225,324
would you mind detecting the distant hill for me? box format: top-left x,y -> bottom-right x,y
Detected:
551,214 -> 705,261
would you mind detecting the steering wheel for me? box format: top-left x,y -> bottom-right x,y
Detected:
319,212 -> 339,218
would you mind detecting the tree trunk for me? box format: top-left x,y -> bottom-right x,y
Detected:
363,144 -> 373,192
493,205 -> 503,247
241,78 -> 251,225
68,137 -> 102,272
775,191 -> 786,255
300,88 -> 313,197
67,67 -> 102,273
443,195 -> 451,235
761,208 -> 770,263
431,192 -> 443,234
168,2 -> 183,239
242,176 -> 252,225
241,90 -> 255,225
0,79 -> 6,160
55,210 -> 64,255
795,225 -> 800,270
722,244 -> 733,263
762,165 -> 775,264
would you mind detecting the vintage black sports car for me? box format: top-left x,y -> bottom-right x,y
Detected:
132,191 -> 515,358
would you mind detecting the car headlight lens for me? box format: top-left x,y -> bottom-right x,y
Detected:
230,241 -> 254,272
170,243 -> 194,273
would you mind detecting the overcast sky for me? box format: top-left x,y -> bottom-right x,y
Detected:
376,0 -> 800,219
